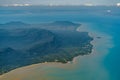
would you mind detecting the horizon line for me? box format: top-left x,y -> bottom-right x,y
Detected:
0,4 -> 119,7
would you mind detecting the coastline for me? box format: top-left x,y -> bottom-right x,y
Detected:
0,23 -> 113,80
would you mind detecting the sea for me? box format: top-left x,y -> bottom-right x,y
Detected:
0,6 -> 120,80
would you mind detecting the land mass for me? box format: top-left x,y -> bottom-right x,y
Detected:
0,21 -> 93,75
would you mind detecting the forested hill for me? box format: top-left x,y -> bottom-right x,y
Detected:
0,21 -> 93,75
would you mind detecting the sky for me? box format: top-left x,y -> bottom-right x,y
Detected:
0,0 -> 119,6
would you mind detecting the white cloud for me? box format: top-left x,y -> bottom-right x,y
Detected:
1,3 -> 31,6
83,3 -> 95,6
117,3 -> 120,6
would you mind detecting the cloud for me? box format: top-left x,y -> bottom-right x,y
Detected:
0,0 -> 119,5
117,3 -> 120,6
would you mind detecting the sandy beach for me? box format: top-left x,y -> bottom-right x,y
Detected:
0,23 -> 113,80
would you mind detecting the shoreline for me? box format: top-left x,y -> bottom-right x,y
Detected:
0,24 -> 95,78
0,23 -> 113,80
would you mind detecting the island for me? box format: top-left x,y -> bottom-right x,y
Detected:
0,21 -> 93,75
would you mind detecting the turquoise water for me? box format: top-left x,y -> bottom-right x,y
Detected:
0,6 -> 120,80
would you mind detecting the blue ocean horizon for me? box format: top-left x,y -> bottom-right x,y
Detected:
0,6 -> 120,80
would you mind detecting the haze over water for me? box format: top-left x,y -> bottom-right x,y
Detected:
0,6 -> 120,80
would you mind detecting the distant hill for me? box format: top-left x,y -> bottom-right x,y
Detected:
34,21 -> 81,31
50,21 -> 80,26
4,21 -> 28,26
0,21 -> 93,75
0,21 -> 29,28
0,21 -> 81,30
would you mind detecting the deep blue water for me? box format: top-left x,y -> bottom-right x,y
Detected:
0,6 -> 120,80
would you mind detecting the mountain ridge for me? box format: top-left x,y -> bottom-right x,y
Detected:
0,21 -> 93,75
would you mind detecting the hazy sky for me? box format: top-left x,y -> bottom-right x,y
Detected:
0,0 -> 119,5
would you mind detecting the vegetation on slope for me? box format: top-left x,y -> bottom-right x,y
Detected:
0,21 -> 93,75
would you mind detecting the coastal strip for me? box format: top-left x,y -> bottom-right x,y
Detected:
0,23 -> 113,80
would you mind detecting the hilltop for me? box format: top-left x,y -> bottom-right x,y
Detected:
0,21 -> 93,75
